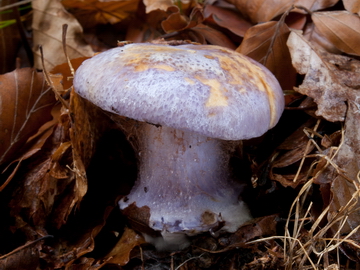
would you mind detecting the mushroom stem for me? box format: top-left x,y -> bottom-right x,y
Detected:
119,123 -> 251,243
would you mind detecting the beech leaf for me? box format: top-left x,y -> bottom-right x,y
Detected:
0,68 -> 56,166
227,0 -> 292,23
312,11 -> 360,56
32,0 -> 94,70
294,0 -> 339,11
61,0 -> 140,25
203,5 -> 252,37
143,0 -> 173,13
237,20 -> 296,89
343,0 -> 360,15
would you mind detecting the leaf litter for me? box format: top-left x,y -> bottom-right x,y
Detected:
1,0 -> 360,269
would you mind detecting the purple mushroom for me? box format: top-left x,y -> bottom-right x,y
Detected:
73,43 -> 284,250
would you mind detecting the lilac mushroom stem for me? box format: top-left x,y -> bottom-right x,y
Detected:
119,123 -> 251,249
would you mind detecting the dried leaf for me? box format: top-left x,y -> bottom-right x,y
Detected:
0,239 -> 42,270
192,23 -> 236,49
294,0 -> 339,11
227,0 -> 292,23
143,0 -> 195,13
304,22 -> 342,54
343,0 -> 360,15
8,111 -> 75,229
288,27 -> 360,243
161,5 -> 204,34
0,68 -> 56,166
105,227 -> 145,266
61,0 -> 140,25
272,119 -> 317,168
203,5 -> 252,37
220,215 -> 279,246
237,20 -> 296,89
326,88 -> 360,235
143,0 -> 175,13
50,56 -> 90,90
287,30 -> 348,122
312,11 -> 360,56
161,6 -> 191,33
32,0 -> 94,70
284,11 -> 307,30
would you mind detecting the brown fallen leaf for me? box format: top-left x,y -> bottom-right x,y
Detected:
304,22 -> 342,54
161,6 -> 198,33
312,11 -> 360,56
0,68 -> 56,167
287,30 -> 348,122
288,27 -> 360,259
8,111 -> 75,230
203,4 -> 252,37
294,0 -> 339,11
61,0 -> 140,26
219,214 -> 279,247
237,18 -> 296,89
227,0 -> 293,24
343,0 -> 360,15
0,236 -> 48,270
143,0 -> 173,13
284,11 -> 307,30
191,23 -> 236,49
32,0 -> 94,70
143,0 -> 195,13
104,227 -> 145,266
327,95 -> 360,242
272,118 -> 318,169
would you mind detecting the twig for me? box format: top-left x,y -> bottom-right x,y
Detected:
0,235 -> 53,260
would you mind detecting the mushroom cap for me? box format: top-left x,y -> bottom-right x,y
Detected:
73,43 -> 284,140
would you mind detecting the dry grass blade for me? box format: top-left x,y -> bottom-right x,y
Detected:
282,125 -> 360,269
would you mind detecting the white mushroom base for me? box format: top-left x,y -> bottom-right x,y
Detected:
119,123 -> 251,250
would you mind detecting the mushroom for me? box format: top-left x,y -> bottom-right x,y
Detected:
73,43 -> 284,250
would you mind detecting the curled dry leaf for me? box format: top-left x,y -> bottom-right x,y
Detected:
272,119 -> 317,169
104,227 -> 145,266
294,0 -> 339,11
226,0 -> 292,23
343,0 -> 360,15
161,6 -> 197,33
8,111 -> 75,230
287,30 -> 348,122
0,68 -> 56,166
143,0 -> 174,13
237,20 -> 296,89
326,91 -> 360,244
289,28 -> 360,246
32,0 -> 94,70
191,23 -> 236,48
203,5 -> 252,37
312,11 -> 360,56
61,0 -> 140,26
0,238 -> 42,270
219,214 -> 279,246
143,0 -> 195,13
